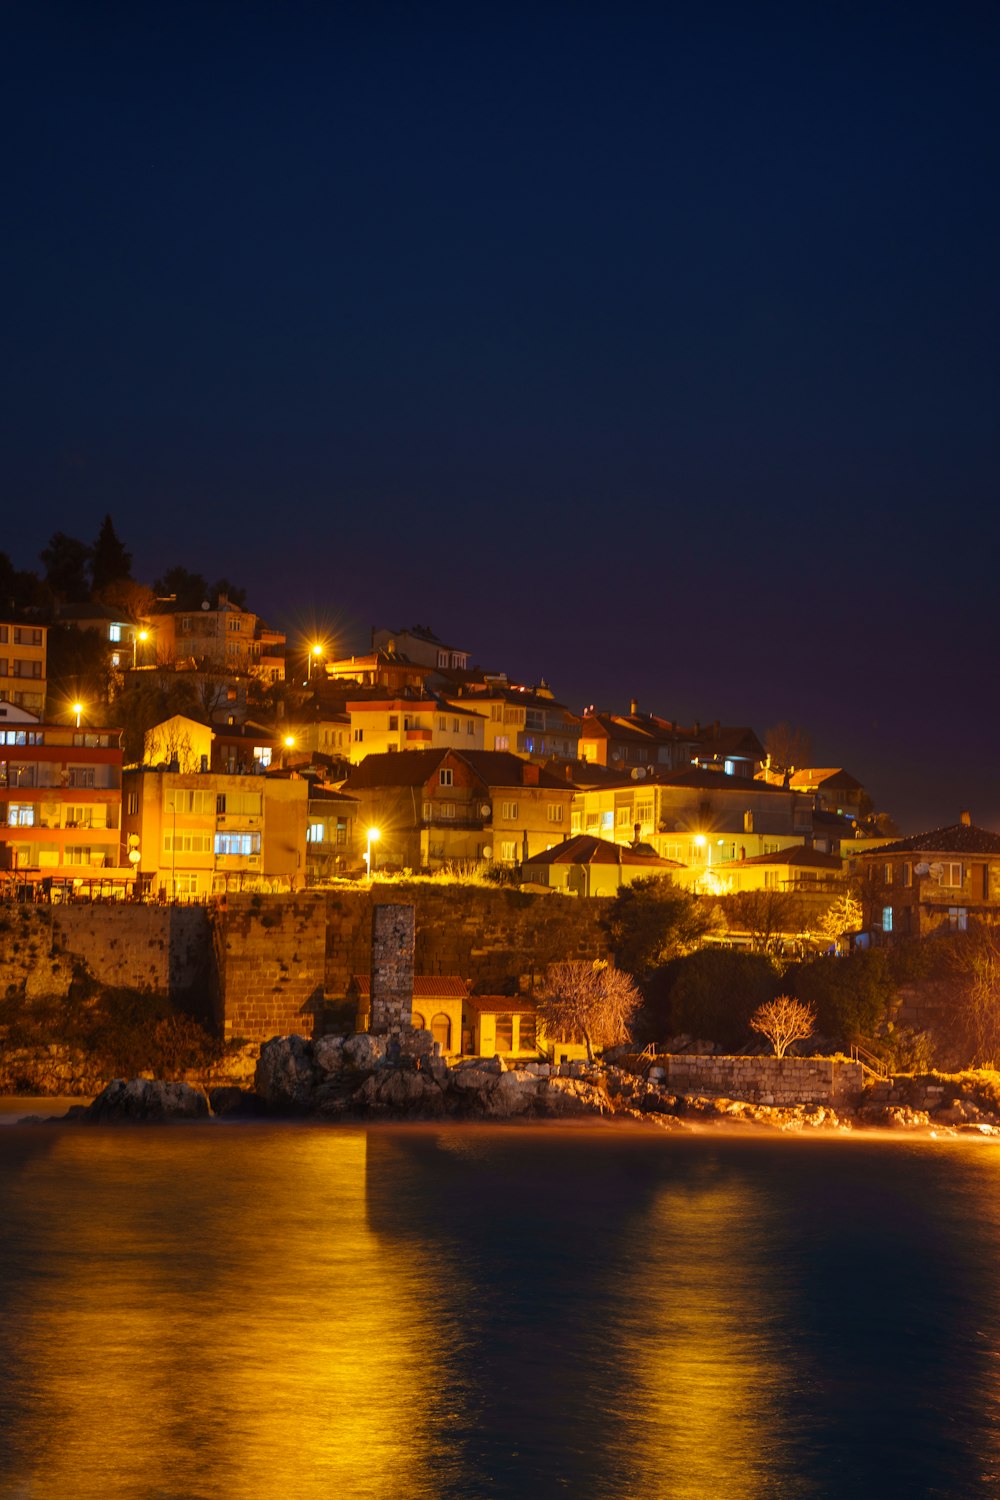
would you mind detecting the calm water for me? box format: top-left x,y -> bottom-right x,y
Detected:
1,1118 -> 1000,1500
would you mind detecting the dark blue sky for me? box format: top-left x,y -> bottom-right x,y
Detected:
3,2 -> 999,829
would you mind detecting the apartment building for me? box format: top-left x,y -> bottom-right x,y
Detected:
0,621 -> 46,716
0,721 -> 125,894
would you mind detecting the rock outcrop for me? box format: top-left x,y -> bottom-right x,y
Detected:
85,1078 -> 210,1123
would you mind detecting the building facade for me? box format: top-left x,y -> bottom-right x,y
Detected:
0,621 -> 46,716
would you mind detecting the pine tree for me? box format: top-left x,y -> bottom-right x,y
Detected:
90,514 -> 132,594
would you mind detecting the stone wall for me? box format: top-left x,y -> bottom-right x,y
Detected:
662,1054 -> 864,1106
53,905 -> 211,998
324,884 -> 612,999
211,893 -> 328,1042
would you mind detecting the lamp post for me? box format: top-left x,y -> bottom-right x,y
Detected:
307,642 -> 324,685
72,702 -> 83,730
365,826 -> 380,881
282,734 -> 296,770
133,628 -> 149,669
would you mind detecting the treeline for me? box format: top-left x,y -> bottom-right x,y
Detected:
605,875 -> 990,1071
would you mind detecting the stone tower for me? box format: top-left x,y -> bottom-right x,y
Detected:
369,904 -> 415,1034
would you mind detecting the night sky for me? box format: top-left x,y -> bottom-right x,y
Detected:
3,3 -> 999,831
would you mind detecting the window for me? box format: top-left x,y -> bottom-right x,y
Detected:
306,822 -> 326,843
170,789 -> 214,815
490,704 -> 502,721
164,831 -> 213,854
903,862 -> 912,887
882,906 -> 893,933
0,627 -> 6,643
252,746 -> 272,768
439,768 -> 453,786
353,728 -> 364,742
940,862 -> 963,888
438,717 -> 447,731
949,906 -> 968,932
519,1013 -> 536,1050
65,846 -> 95,865
67,767 -> 95,788
431,1013 -> 451,1050
466,720 -> 474,734
388,715 -> 398,730
439,801 -> 456,820
12,659 -> 42,678
108,624 -> 122,642
617,806 -> 631,827
636,799 -> 653,826
8,803 -> 34,827
502,801 -> 519,821
412,1011 -> 426,1030
422,800 -> 433,820
495,1015 -> 514,1052
452,718 -> 460,733
65,806 -> 92,828
547,804 -> 564,823
494,735 -> 509,751
437,650 -> 449,667
214,832 -> 261,856
601,810 -> 614,831
172,873 -> 201,897
126,792 -> 138,816
883,864 -> 893,885
500,841 -> 517,861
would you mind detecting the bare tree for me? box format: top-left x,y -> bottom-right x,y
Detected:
535,960 -> 642,1061
951,924 -> 1000,1066
764,722 -> 813,781
817,892 -> 864,945
750,995 -> 816,1058
716,888 -> 802,951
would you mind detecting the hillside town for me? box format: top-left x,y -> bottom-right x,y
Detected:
1,518 -> 996,970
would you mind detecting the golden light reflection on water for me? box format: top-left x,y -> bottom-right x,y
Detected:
2,1127 -> 464,1500
609,1155 -> 810,1500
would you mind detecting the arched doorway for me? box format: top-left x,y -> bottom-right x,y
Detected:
431,1012 -> 451,1051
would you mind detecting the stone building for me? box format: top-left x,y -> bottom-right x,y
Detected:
850,816 -> 1000,940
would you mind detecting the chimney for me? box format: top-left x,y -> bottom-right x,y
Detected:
633,821 -> 641,848
523,764 -> 540,785
961,809 -> 972,827
630,697 -> 638,716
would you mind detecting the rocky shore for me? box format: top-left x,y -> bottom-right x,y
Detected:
15,1032 -> 1000,1136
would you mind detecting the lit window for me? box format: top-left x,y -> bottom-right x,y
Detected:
8,803 -> 34,827
440,801 -> 456,820
883,864 -> 893,885
882,906 -> 893,932
109,624 -> 121,642
502,801 -> 518,821
306,822 -> 325,843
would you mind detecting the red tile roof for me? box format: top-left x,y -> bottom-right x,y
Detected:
351,975 -> 469,998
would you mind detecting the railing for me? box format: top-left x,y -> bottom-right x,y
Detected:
850,1042 -> 891,1080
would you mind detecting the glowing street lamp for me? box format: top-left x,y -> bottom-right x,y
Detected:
133,627 -> 150,669
72,701 -> 84,729
282,733 -> 296,770
365,826 -> 381,881
306,641 -> 325,685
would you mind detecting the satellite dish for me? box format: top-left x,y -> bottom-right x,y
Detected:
929,862 -> 944,879
631,766 -> 646,780
480,802 -> 492,818
482,844 -> 493,860
201,600 -> 211,611
915,861 -> 930,875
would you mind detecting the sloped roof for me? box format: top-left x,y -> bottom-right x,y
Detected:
464,995 -> 537,1015
344,748 -> 450,788
692,726 -> 765,760
658,768 -> 792,795
716,845 -> 844,871
523,834 -> 682,868
789,767 -> 864,792
859,823 -> 1000,856
352,975 -> 468,998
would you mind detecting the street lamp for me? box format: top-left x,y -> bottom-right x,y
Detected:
133,628 -> 150,669
282,733 -> 296,769
306,641 -> 324,685
72,701 -> 83,729
365,826 -> 380,881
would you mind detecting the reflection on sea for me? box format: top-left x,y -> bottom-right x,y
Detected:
3,1126 -> 1000,1498
0,1127 -> 465,1500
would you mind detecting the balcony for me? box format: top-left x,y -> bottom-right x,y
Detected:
404,728 -> 432,742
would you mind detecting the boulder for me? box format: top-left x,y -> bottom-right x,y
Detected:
209,1086 -> 265,1118
86,1078 -> 210,1123
538,1076 -> 613,1118
313,1035 -> 346,1076
342,1033 -> 386,1072
482,1070 -> 540,1118
449,1067 -> 500,1094
254,1035 -> 317,1110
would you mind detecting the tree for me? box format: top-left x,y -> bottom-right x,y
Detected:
90,514 -> 132,593
786,949 -> 894,1046
750,995 -> 816,1058
716,888 -> 803,952
152,566 -> 210,610
604,876 -> 716,978
652,947 -> 783,1050
817,892 -> 864,945
40,532 -> 91,603
535,960 -> 642,1061
950,924 -> 1000,1066
764,722 -> 812,781
209,577 -> 248,609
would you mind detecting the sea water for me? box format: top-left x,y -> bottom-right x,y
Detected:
1,1119 -> 999,1499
